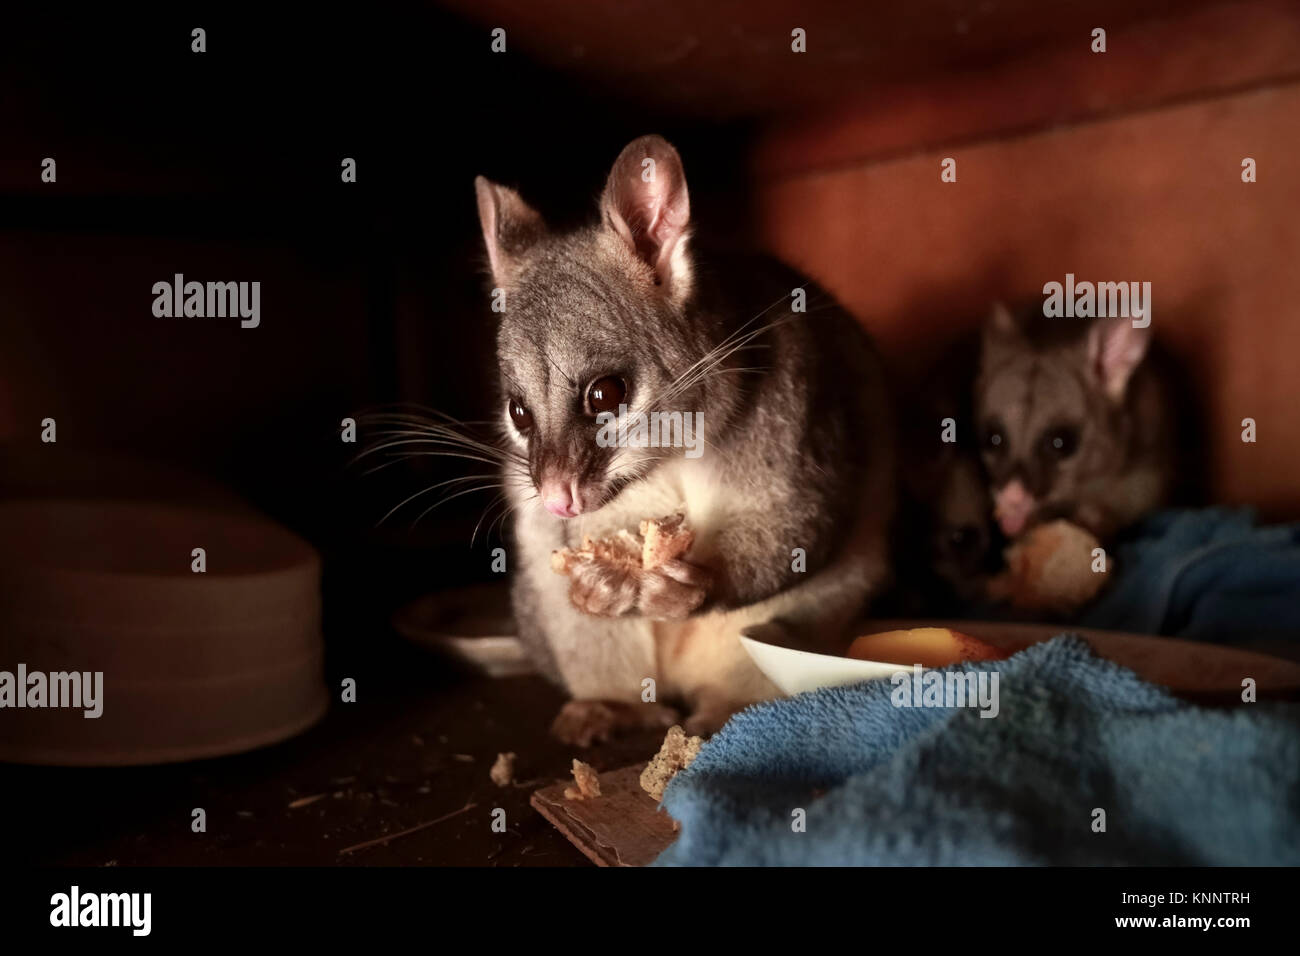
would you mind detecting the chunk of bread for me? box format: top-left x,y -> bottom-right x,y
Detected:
639,514 -> 695,570
551,514 -> 693,576
563,758 -> 602,800
639,725 -> 703,801
489,752 -> 516,788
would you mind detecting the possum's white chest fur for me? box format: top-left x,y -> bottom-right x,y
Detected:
513,450 -> 883,717
569,456 -> 727,545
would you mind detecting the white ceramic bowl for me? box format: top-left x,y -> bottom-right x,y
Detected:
740,618 -> 1300,700
738,623 -> 906,696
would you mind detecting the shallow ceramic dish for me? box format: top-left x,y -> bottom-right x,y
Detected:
740,619 -> 1300,700
392,582 -> 534,677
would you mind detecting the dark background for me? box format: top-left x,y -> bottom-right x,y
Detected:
0,7 -> 758,647
0,5 -> 764,866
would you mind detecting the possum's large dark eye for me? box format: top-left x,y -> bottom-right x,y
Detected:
1043,425 -> 1079,458
586,376 -> 627,415
508,398 -> 533,432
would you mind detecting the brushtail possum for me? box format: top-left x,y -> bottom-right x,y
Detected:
475,135 -> 895,743
975,303 -> 1176,543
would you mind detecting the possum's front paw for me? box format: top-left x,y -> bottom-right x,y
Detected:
551,699 -> 680,747
555,514 -> 704,618
565,554 -> 711,619
637,558 -> 711,619
565,558 -> 640,617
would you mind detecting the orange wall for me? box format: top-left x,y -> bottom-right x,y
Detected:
756,82 -> 1300,518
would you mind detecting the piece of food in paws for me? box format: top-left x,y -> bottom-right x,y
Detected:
550,529 -> 642,575
551,514 -> 692,576
639,514 -> 695,570
639,724 -> 704,801
563,758 -> 602,800
987,519 -> 1110,613
846,627 -> 1007,667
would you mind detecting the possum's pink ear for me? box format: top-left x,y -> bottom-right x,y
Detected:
1087,318 -> 1151,401
981,302 -> 1024,367
474,176 -> 546,283
600,135 -> 692,297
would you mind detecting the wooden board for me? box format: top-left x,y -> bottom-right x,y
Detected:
530,764 -> 678,867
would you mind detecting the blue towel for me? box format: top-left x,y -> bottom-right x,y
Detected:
654,636 -> 1300,866
1079,508 -> 1300,643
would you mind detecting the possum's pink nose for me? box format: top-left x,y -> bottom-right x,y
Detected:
994,480 -> 1035,538
541,479 -> 581,518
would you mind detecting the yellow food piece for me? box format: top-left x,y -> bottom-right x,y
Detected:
987,519 -> 1110,613
846,627 -> 1007,667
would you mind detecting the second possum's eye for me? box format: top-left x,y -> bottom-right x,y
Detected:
586,376 -> 627,415
983,423 -> 1005,453
947,524 -> 984,559
508,398 -> 533,431
1043,425 -> 1079,459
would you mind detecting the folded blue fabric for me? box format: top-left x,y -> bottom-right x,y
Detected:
1078,508 -> 1300,643
654,636 -> 1300,866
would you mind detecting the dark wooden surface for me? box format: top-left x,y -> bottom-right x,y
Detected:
0,639 -> 672,867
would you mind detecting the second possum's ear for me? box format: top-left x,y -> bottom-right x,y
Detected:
981,302 -> 1023,360
474,176 -> 546,284
600,134 -> 693,301
1086,318 -> 1151,402
986,301 -> 1021,338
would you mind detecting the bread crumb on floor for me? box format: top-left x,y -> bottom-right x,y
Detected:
563,759 -> 602,800
489,752 -> 516,788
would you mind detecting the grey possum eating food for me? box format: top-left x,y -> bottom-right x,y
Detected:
976,303 -> 1176,546
475,135 -> 895,743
